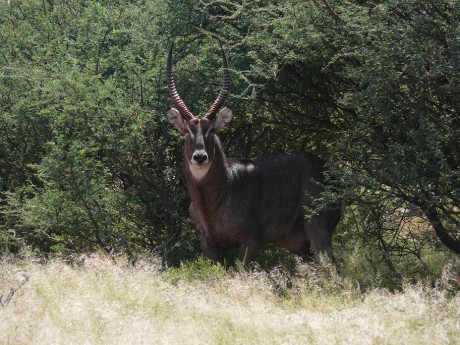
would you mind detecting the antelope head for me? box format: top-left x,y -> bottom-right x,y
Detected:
166,45 -> 232,179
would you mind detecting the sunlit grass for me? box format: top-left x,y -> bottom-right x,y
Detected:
1,253 -> 459,345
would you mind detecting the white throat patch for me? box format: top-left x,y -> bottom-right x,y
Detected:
189,163 -> 210,180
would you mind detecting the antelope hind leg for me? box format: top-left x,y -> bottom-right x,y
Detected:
238,239 -> 262,267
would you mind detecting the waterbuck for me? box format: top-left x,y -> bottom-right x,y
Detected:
166,45 -> 342,264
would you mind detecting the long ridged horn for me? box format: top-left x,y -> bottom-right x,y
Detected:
167,44 -> 194,121
203,46 -> 230,120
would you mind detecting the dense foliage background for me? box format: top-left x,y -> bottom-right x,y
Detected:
0,0 -> 459,280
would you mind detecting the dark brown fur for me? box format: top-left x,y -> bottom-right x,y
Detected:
180,118 -> 341,264
166,46 -> 341,264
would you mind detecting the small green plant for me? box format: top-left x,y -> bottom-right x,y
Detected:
255,246 -> 299,274
166,255 -> 227,284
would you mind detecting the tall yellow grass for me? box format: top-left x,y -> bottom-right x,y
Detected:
1,254 -> 459,345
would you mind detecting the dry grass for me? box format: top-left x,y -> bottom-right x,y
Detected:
1,254 -> 459,345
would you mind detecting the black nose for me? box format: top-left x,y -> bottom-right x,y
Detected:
193,152 -> 208,164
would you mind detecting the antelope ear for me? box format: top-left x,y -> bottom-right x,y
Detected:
213,107 -> 233,131
166,108 -> 187,135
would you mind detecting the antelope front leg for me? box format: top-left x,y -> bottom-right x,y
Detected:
200,235 -> 222,264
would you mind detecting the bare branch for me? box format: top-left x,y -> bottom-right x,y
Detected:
312,0 -> 343,24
